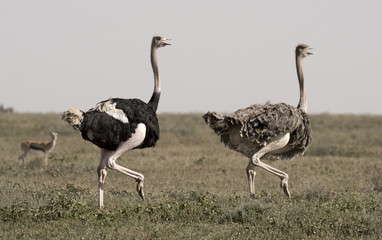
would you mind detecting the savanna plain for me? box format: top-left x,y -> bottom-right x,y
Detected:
0,112 -> 382,239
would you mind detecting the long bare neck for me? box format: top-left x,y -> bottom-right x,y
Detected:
296,54 -> 307,112
148,44 -> 161,112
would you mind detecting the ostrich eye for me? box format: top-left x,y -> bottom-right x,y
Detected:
154,36 -> 161,41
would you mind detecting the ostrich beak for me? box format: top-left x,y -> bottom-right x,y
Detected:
307,48 -> 313,55
162,38 -> 171,46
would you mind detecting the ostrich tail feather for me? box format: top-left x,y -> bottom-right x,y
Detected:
202,112 -> 228,134
62,108 -> 84,130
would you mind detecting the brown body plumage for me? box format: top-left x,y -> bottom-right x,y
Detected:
203,44 -> 313,198
204,103 -> 311,159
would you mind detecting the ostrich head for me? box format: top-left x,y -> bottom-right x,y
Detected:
296,44 -> 313,58
152,35 -> 171,48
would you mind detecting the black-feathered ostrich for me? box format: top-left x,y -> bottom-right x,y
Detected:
203,44 -> 313,199
62,35 -> 170,209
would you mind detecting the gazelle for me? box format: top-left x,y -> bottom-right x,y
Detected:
18,131 -> 58,167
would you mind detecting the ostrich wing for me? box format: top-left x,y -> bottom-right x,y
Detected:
226,103 -> 310,148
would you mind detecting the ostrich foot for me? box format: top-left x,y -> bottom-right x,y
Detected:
250,193 -> 256,199
280,178 -> 291,198
136,179 -> 145,200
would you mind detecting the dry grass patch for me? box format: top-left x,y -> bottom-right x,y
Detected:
1,112 -> 382,239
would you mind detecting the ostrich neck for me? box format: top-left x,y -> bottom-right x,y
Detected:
151,47 -> 160,94
148,46 -> 161,112
296,55 -> 307,112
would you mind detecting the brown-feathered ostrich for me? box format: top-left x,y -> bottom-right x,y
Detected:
203,44 -> 313,199
62,35 -> 170,209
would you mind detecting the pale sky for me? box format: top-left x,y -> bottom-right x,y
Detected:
1,1 -> 381,114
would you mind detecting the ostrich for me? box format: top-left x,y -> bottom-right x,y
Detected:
203,44 -> 313,199
62,35 -> 170,209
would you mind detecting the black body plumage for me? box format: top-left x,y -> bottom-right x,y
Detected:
147,92 -> 161,112
79,98 -> 159,151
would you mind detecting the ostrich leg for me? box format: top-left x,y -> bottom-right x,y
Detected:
97,124 -> 147,209
246,163 -> 256,199
246,133 -> 291,198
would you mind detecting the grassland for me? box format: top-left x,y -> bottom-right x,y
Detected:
0,112 -> 381,239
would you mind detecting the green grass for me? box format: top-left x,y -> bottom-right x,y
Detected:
1,112 -> 382,239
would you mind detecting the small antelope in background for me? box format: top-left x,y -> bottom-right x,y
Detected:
18,131 -> 58,167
